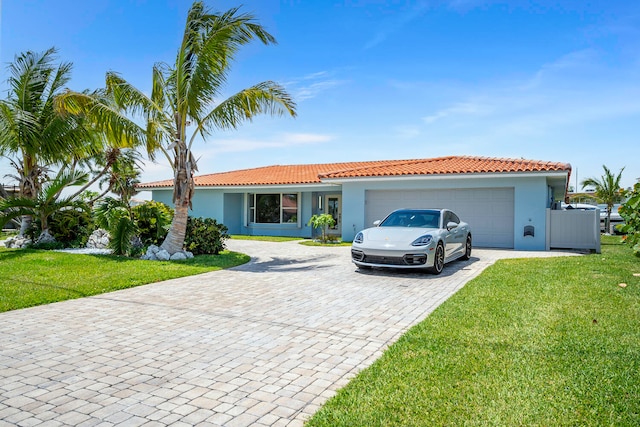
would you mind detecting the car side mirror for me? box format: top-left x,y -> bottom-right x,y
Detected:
446,221 -> 458,230
373,220 -> 381,226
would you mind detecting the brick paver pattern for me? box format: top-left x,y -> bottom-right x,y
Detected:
0,240 -> 578,426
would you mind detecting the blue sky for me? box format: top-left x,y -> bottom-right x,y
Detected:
1,0 -> 639,192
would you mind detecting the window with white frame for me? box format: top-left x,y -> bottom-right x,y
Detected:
248,193 -> 299,224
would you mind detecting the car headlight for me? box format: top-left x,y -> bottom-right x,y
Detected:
354,232 -> 364,243
411,235 -> 433,246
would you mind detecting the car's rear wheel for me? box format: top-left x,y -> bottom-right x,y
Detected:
430,243 -> 445,274
462,234 -> 472,260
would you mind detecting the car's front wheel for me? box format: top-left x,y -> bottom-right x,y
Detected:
429,242 -> 445,274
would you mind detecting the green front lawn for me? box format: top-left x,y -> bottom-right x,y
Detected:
307,236 -> 640,426
0,248 -> 249,313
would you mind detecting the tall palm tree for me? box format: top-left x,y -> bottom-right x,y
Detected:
581,165 -> 625,233
0,48 -> 102,235
60,1 -> 297,254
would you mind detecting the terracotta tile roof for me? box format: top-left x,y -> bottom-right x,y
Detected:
320,156 -> 571,179
138,156 -> 571,189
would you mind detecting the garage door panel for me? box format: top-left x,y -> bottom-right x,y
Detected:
365,188 -> 514,248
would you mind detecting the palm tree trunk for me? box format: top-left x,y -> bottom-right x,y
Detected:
19,215 -> 32,236
18,156 -> 40,237
160,141 -> 194,255
161,203 -> 189,254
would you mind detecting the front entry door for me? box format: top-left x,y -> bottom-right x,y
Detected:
326,195 -> 342,235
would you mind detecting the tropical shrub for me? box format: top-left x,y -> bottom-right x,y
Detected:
619,182 -> 640,255
110,214 -> 140,257
132,201 -> 173,247
184,217 -> 229,255
93,197 -> 138,256
41,206 -> 93,248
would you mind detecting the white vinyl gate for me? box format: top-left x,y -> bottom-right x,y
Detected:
547,209 -> 600,252
365,188 -> 515,248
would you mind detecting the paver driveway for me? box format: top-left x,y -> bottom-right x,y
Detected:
0,240 -> 578,426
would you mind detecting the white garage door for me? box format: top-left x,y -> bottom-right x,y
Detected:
365,188 -> 514,248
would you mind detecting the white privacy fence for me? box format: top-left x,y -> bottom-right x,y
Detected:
546,208 -> 601,253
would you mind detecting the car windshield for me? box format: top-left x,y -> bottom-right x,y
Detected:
379,210 -> 440,228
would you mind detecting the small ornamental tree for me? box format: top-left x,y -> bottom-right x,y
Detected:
619,182 -> 640,256
308,213 -> 336,243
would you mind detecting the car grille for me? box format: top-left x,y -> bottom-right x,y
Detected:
351,250 -> 365,262
352,250 -> 426,266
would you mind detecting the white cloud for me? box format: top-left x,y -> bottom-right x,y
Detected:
301,71 -> 329,80
423,102 -> 492,124
393,125 -> 421,139
282,133 -> 333,143
283,70 -> 346,102
294,79 -> 344,101
204,132 -> 333,154
522,49 -> 600,90
364,2 -> 430,50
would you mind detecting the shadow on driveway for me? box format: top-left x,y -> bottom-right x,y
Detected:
231,253 -> 340,273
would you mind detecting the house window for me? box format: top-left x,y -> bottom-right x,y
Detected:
248,193 -> 299,224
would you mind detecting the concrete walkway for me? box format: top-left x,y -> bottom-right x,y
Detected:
0,241 -> 579,426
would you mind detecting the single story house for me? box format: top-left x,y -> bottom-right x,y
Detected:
139,155 -> 573,251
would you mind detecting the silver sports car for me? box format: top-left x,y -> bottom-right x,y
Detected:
351,208 -> 472,274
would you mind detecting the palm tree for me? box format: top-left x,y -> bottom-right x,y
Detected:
0,171 -> 89,243
67,148 -> 142,205
0,48 -> 102,236
99,149 -> 141,206
60,2 -> 297,254
581,165 -> 625,233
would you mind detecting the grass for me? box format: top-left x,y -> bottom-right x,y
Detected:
0,248 -> 250,313
307,235 -> 640,426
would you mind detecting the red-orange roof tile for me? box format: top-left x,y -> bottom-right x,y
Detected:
138,156 -> 571,189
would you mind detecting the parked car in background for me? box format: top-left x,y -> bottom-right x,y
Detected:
598,204 -> 625,234
351,209 -> 472,274
561,202 -> 598,211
